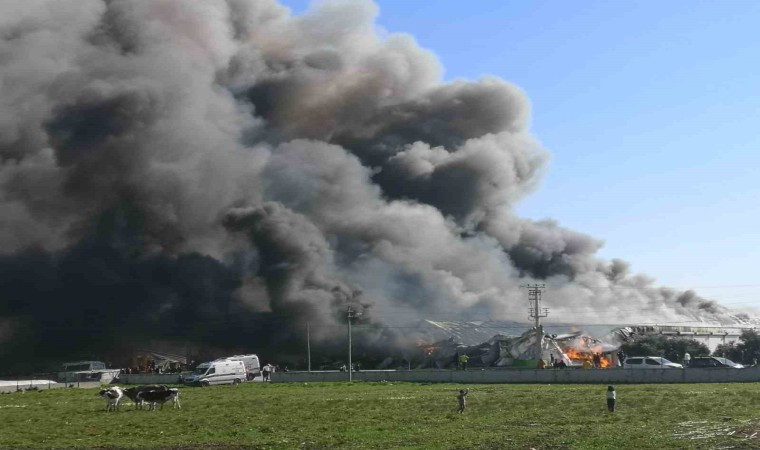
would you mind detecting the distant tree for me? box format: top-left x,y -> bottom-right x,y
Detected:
661,337 -> 710,362
621,336 -> 709,363
712,330 -> 760,365
713,342 -> 740,361
620,336 -> 662,358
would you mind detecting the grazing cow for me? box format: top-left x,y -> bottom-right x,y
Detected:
137,388 -> 181,411
123,385 -> 168,410
98,386 -> 124,412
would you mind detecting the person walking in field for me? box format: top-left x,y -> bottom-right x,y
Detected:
456,389 -> 469,413
606,385 -> 616,412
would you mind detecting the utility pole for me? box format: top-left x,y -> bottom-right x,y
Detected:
526,284 -> 548,360
527,284 -> 548,329
307,322 -> 311,372
347,305 -> 357,382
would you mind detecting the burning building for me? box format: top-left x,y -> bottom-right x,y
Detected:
406,320 -> 754,369
405,321 -> 635,369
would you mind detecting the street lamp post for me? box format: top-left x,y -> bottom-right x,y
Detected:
347,306 -> 355,381
307,321 -> 311,372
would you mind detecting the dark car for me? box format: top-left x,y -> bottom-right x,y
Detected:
688,357 -> 743,368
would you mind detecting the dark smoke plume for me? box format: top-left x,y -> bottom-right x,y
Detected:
0,0 -> 745,371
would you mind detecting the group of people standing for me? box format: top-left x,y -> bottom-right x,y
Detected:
338,363 -> 361,372
119,360 -> 185,375
536,353 -> 567,369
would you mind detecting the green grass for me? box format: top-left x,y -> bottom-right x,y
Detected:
1,382 -> 759,449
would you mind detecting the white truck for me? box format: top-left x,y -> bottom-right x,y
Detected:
221,354 -> 261,380
182,360 -> 246,386
58,361 -> 120,384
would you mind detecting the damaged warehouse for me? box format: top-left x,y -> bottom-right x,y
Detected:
390,320 -> 747,370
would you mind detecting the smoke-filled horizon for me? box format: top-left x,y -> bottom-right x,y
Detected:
0,0 -> 748,369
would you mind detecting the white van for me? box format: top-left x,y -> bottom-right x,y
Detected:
183,360 -> 246,386
222,354 -> 261,380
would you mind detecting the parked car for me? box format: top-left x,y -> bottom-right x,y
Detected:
623,356 -> 683,369
688,357 -> 744,368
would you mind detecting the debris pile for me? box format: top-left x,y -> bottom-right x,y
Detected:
411,323 -> 624,369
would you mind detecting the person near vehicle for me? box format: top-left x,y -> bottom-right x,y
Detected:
262,364 -> 271,382
456,389 -> 469,413
458,354 -> 470,371
617,350 -> 626,367
582,360 -> 593,370
537,359 -> 546,369
683,352 -> 691,367
606,385 -> 616,412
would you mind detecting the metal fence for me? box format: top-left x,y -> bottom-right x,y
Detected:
0,372 -> 104,393
272,366 -> 760,384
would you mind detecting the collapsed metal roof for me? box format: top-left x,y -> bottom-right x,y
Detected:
410,320 -> 627,347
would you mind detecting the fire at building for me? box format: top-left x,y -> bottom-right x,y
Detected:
396,320 -> 750,370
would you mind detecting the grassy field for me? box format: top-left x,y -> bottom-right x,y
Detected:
1,381 -> 759,449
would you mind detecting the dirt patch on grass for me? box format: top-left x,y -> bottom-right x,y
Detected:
674,419 -> 760,448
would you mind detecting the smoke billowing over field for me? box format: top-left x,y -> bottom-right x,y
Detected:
0,0 -> 746,368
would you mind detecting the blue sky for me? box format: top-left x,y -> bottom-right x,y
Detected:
279,1 -> 760,310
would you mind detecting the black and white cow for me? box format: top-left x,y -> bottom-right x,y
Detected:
136,388 -> 181,411
123,385 -> 168,410
98,386 -> 124,412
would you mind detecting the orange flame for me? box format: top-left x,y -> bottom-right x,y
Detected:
416,340 -> 437,356
563,347 -> 612,368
